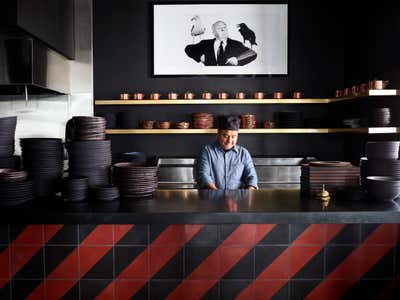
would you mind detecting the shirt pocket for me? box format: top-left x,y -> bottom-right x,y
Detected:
231,162 -> 244,182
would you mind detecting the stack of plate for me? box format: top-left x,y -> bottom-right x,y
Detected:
277,111 -> 304,128
301,161 -> 360,194
369,108 -> 391,127
366,176 -> 400,202
240,114 -> 257,129
192,113 -> 214,129
67,140 -> 112,187
62,177 -> 89,202
113,162 -> 158,198
66,116 -> 106,141
365,141 -> 400,159
0,156 -> 21,169
20,138 -> 64,197
90,185 -> 119,201
0,180 -> 34,206
360,157 -> 400,187
0,116 -> 17,158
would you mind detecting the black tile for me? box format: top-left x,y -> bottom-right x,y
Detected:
79,225 -> 97,243
0,282 -> 10,300
220,280 -> 251,300
361,224 -> 381,242
219,225 -> 239,242
60,282 -> 78,300
46,225 -> 77,245
293,248 -> 324,279
364,247 -> 395,279
328,224 -> 360,245
12,280 -> 42,300
255,246 -> 287,277
115,246 -> 146,276
0,225 -> 8,244
10,225 -> 29,244
223,248 -> 254,280
150,280 -> 181,300
187,225 -> 219,246
259,225 -> 289,245
149,225 -> 169,243
83,249 -> 114,279
396,244 -> 400,276
290,224 -> 310,242
14,248 -> 44,279
131,283 -> 148,300
117,225 -> 148,245
342,280 -> 390,300
185,246 -> 218,277
81,279 -> 113,300
201,281 -> 219,300
290,280 -> 320,300
152,248 -> 183,279
336,281 -> 361,300
45,246 -> 76,277
325,246 -> 357,275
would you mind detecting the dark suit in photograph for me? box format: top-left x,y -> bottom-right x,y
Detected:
185,38 -> 257,66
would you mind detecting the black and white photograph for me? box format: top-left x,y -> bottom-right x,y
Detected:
153,3 -> 288,76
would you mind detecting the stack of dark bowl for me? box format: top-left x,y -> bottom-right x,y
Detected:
61,177 -> 89,202
240,114 -> 257,129
66,116 -> 111,187
0,116 -> 20,169
360,141 -> 400,201
192,113 -> 214,129
301,161 -> 360,195
20,138 -> 64,198
369,108 -> 391,127
0,169 -> 34,205
113,162 -> 158,198
276,111 -> 304,128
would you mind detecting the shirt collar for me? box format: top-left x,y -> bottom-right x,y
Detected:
214,142 -> 239,153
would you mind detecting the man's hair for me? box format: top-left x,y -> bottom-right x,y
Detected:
212,21 -> 227,36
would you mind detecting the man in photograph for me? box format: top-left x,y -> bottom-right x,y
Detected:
185,20 -> 257,66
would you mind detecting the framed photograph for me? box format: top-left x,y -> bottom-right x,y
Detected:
153,3 -> 288,76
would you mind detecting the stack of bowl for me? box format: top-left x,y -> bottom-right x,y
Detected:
192,113 -> 214,129
240,114 -> 257,129
62,177 -> 89,202
0,169 -> 33,206
0,116 -> 20,169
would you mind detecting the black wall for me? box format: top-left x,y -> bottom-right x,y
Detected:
93,0 -> 398,161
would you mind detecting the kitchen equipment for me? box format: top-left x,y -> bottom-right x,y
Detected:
366,176 -> 400,201
133,93 -> 144,100
168,92 -> 179,100
218,92 -> 229,99
120,93 -> 130,100
235,92 -> 246,99
184,91 -> 195,99
273,92 -> 284,99
293,91 -> 303,99
150,93 -> 161,100
202,91 -> 212,99
253,92 -> 265,99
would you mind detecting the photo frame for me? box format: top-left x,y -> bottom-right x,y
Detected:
153,3 -> 288,76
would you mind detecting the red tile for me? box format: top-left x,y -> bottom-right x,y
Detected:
256,224 -> 276,241
224,224 -> 255,246
79,246 -> 110,277
25,281 -> 45,300
290,246 -> 322,277
115,225 -> 134,242
10,246 -> 41,275
189,249 -> 220,280
310,279 -> 354,300
359,245 -> 394,275
81,225 -> 113,245
364,224 -> 396,245
292,224 -> 325,245
13,225 -> 43,245
44,225 -> 64,241
254,280 -> 288,300
45,280 -> 76,300
95,281 -> 115,300
220,246 -> 249,277
115,280 -> 147,300
149,246 -> 181,275
258,250 -> 290,280
48,249 -> 79,279
168,280 -> 217,300
118,251 -> 148,279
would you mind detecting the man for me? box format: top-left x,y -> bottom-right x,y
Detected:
196,115 -> 258,190
185,21 -> 257,66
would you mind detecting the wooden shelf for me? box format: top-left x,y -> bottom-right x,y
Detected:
95,90 -> 399,105
105,127 -> 400,135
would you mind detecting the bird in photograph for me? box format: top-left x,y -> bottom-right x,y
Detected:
237,23 -> 257,49
190,15 -> 206,43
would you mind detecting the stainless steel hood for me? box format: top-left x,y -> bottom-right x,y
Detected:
0,37 -> 69,95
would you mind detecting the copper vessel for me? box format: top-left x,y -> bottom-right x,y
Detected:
335,90 -> 343,98
174,121 -> 190,129
235,92 -> 246,99
253,92 -> 265,99
359,83 -> 367,93
120,93 -> 130,100
156,121 -> 170,129
133,93 -> 144,100
240,114 -> 257,129
273,92 -> 284,99
263,120 -> 275,128
351,85 -> 359,96
343,88 -> 351,97
184,91 -> 195,100
150,93 -> 161,100
372,80 -> 389,90
218,92 -> 229,99
139,120 -> 154,129
202,92 -> 213,100
292,91 -> 303,99
168,92 -> 179,100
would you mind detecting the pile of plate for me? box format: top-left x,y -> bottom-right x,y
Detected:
192,113 -> 214,129
0,116 -> 18,168
20,138 -> 64,197
369,107 -> 391,127
62,177 -> 89,202
66,116 -> 106,141
0,180 -> 34,206
366,176 -> 400,202
277,111 -> 304,128
113,162 -> 158,197
365,141 -> 400,159
90,185 -> 119,201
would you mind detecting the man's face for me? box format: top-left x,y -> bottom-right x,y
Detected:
217,130 -> 238,150
213,22 -> 228,40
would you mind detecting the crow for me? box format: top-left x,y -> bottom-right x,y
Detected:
237,23 -> 257,49
190,15 -> 206,43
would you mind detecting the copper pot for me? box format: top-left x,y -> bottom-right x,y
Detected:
202,92 -> 212,100
273,92 -> 284,99
120,93 -> 130,100
139,120 -> 154,129
218,92 -> 229,99
335,90 -> 343,98
372,80 -> 389,90
359,83 -> 367,93
343,88 -> 351,97
351,85 -> 359,96
235,92 -> 246,99
263,120 -> 275,128
253,92 -> 265,99
156,121 -> 171,129
150,93 -> 161,100
168,92 -> 179,100
184,91 -> 195,100
133,93 -> 144,100
293,91 -> 303,99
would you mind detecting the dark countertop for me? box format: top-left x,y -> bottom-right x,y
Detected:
1,189 -> 400,224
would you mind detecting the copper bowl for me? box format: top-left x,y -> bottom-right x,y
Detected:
335,90 -> 343,98
218,92 -> 229,99
150,93 -> 161,100
184,92 -> 195,100
174,121 -> 190,129
253,92 -> 265,99
263,121 -> 275,128
168,92 -> 179,100
293,91 -> 303,99
235,92 -> 246,99
156,121 -> 171,129
139,120 -> 154,129
372,80 -> 389,90
133,93 -> 144,100
273,92 -> 284,99
120,93 -> 130,100
202,92 -> 213,100
343,88 -> 351,97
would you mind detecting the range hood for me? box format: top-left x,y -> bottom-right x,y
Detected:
0,37 -> 70,95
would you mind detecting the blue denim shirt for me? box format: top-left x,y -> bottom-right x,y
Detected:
196,142 -> 258,189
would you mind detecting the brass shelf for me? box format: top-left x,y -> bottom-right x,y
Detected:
105,127 -> 400,135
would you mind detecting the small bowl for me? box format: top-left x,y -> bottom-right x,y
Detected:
133,93 -> 144,100
293,91 -> 303,99
235,92 -> 246,99
120,93 -> 130,100
253,92 -> 265,99
184,92 -> 195,100
202,92 -> 213,100
366,176 -> 400,201
273,92 -> 284,99
174,121 -> 190,129
218,92 -> 229,99
168,92 -> 179,100
156,121 -> 171,129
150,93 -> 161,100
139,120 -> 155,129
